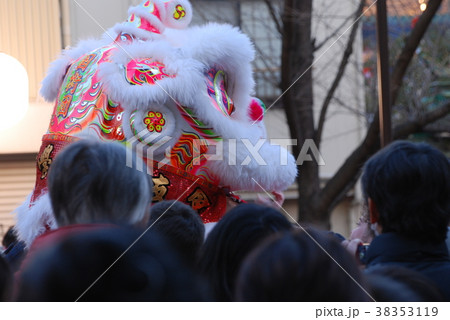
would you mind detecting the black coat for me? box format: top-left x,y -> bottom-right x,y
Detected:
365,232 -> 450,301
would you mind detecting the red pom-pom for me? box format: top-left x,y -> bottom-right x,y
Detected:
249,98 -> 265,122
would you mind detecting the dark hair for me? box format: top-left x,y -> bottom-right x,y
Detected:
197,203 -> 293,301
361,141 -> 450,243
17,227 -> 209,301
48,140 -> 152,227
2,226 -> 17,249
0,254 -> 12,301
235,228 -> 370,301
365,265 -> 444,301
364,273 -> 420,302
148,200 -> 205,264
1,240 -> 27,274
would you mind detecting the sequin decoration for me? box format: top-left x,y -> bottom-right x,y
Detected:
206,67 -> 235,117
49,45 -> 125,142
174,104 -> 222,184
124,58 -> 174,86
187,188 -> 211,212
126,14 -> 160,34
176,104 -> 221,141
129,109 -> 166,147
130,111 -> 151,146
149,162 -> 227,223
170,131 -> 209,173
125,1 -> 163,34
194,166 -> 220,186
57,53 -> 96,118
142,0 -> 160,18
37,144 -> 54,179
173,5 -> 186,20
143,111 -> 166,132
152,173 -> 170,202
31,135 -> 79,203
115,32 -> 136,44
90,99 -> 125,141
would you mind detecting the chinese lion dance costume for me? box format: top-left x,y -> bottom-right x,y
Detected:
15,0 -> 297,247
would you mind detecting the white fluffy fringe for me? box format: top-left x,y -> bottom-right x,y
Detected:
14,193 -> 57,248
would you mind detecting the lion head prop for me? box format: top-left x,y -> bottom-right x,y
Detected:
15,0 -> 297,246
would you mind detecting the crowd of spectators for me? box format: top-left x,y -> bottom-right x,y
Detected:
0,139 -> 449,301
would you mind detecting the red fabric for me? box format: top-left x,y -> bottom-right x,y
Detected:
31,134 -> 79,204
149,161 -> 228,223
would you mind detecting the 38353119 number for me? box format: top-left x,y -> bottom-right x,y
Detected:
375,307 -> 438,317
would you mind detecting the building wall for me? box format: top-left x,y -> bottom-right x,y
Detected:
0,0 -> 63,237
0,0 -> 62,100
0,154 -> 35,238
62,0 -> 138,45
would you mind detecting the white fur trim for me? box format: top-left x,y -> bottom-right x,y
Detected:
206,140 -> 298,192
39,55 -> 72,102
99,25 -> 258,142
98,41 -> 205,109
166,23 -> 255,121
14,193 -> 57,248
97,23 -> 297,192
40,34 -> 116,102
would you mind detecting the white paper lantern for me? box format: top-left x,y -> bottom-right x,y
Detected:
0,53 -> 29,131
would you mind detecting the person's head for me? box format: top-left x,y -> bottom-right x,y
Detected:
235,228 -> 369,302
148,200 -> 205,264
364,265 -> 444,301
2,226 -> 17,249
197,203 -> 293,301
48,140 -> 152,227
17,226 -> 209,301
0,254 -> 12,301
361,141 -> 450,243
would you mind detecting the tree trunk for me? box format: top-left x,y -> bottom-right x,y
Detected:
281,0 -> 323,227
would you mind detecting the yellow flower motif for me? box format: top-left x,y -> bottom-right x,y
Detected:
144,111 -> 166,133
173,5 -> 186,20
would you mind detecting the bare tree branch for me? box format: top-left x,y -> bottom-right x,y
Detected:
316,0 -> 445,217
315,80 -> 367,118
253,44 -> 281,88
330,95 -> 367,119
319,100 -> 449,216
393,101 -> 450,139
313,13 -> 356,51
391,0 -> 443,103
315,0 -> 366,147
264,0 -> 283,36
